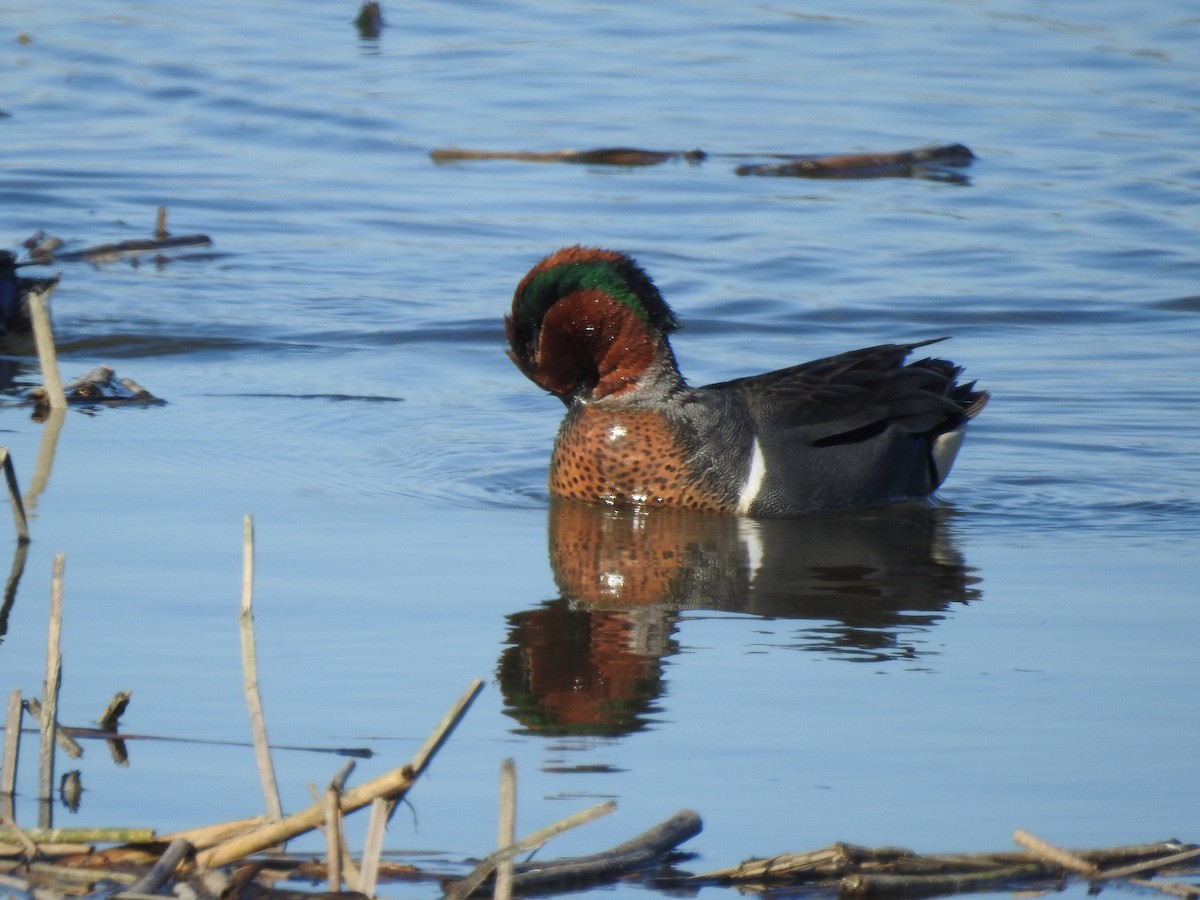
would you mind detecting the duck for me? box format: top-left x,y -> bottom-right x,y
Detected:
506,246 -> 988,517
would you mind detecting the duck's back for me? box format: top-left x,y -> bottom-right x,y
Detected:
673,341 -> 987,517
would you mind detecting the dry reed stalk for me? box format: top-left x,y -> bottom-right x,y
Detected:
25,700 -> 83,759
359,796 -> 392,897
0,842 -> 92,858
444,801 -> 617,900
1,827 -> 154,843
1,691 -> 21,796
1013,829 -> 1098,876
28,859 -> 139,884
495,759 -> 516,900
97,691 -> 132,732
159,816 -> 269,851
0,816 -> 37,859
38,554 -> 65,817
840,864 -> 1051,896
27,282 -> 66,410
699,844 -> 907,881
0,450 -> 29,543
196,678 -> 484,870
322,788 -> 342,892
240,515 -> 283,822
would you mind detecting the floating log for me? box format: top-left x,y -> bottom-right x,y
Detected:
428,143 -> 973,179
431,147 -> 706,166
735,143 -> 974,177
691,837 -> 1200,899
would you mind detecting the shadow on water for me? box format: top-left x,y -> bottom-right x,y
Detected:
498,498 -> 982,737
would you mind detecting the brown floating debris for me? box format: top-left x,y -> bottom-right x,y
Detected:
354,1 -> 384,38
431,147 -> 707,166
429,142 -> 973,178
735,143 -> 975,177
97,690 -> 133,733
30,364 -> 165,411
692,838 -> 1200,898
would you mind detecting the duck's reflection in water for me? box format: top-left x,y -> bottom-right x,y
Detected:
498,498 -> 982,736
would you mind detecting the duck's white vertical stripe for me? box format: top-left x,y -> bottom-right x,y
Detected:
736,438 -> 767,516
931,426 -> 967,487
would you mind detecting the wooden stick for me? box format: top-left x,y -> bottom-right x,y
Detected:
25,699 -> 83,758
97,691 -> 132,732
1013,828 -> 1099,876
495,759 -> 516,900
0,826 -> 155,843
0,841 -> 93,858
117,837 -> 192,896
359,796 -> 392,896
322,787 -> 342,892
26,282 -> 66,411
196,678 -> 483,870
444,801 -> 616,900
53,234 -> 211,264
1100,846 -> 1200,880
0,450 -> 29,543
38,553 -> 65,818
841,865 -> 1051,896
508,808 -> 702,892
240,515 -> 282,821
159,816 -> 269,851
0,815 -> 37,859
1,692 -> 20,796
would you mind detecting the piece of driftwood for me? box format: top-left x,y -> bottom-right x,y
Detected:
28,364 -> 165,412
0,826 -> 155,844
25,698 -> 84,759
735,143 -> 974,177
0,841 -> 93,858
431,147 -> 707,167
429,143 -> 973,179
159,816 -> 271,853
501,808 -> 703,895
354,1 -> 384,38
19,209 -> 212,267
116,837 -> 194,897
97,690 -> 133,732
692,836 -> 1200,899
443,800 -> 617,900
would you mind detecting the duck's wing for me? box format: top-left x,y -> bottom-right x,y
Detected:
708,339 -> 987,446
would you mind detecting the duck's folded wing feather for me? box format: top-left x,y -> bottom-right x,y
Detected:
707,340 -> 977,446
